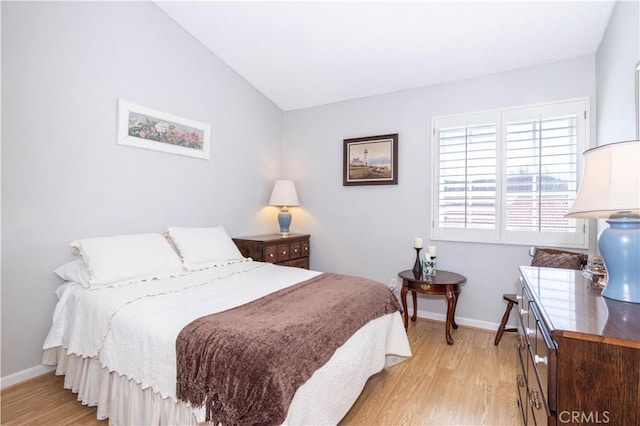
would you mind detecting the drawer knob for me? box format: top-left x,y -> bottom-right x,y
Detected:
282,251 -> 287,254
269,253 -> 274,257
526,327 -> 535,337
520,308 -> 528,316
517,336 -> 526,349
516,374 -> 525,387
534,354 -> 548,365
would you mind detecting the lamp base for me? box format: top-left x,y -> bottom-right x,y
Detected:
599,216 -> 640,304
277,208 -> 292,236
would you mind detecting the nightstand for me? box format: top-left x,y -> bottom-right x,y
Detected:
232,234 -> 310,269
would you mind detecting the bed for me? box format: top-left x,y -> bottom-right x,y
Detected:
41,227 -> 412,425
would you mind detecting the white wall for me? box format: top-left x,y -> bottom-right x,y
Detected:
283,56 -> 598,327
596,0 -> 639,143
1,2 -> 283,379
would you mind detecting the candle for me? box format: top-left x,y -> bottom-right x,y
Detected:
428,245 -> 437,257
413,238 -> 423,249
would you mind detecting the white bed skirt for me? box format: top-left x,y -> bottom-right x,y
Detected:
41,312 -> 411,426
43,347 -> 200,425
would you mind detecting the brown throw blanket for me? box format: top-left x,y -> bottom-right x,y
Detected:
175,272 -> 401,425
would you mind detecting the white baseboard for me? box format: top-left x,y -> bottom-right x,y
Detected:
415,309 -> 516,332
1,364 -> 55,389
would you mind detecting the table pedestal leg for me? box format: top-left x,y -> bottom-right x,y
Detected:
451,289 -> 459,330
411,290 -> 417,322
445,284 -> 456,345
401,282 -> 408,330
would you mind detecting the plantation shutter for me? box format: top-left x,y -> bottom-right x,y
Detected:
504,108 -> 579,234
437,120 -> 497,231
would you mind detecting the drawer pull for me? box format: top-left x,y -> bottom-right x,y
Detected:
282,251 -> 287,255
516,294 -> 522,301
534,354 -> 548,365
517,336 -> 526,349
516,374 -> 525,387
269,253 -> 275,258
529,388 -> 541,410
526,327 -> 535,337
520,308 -> 528,316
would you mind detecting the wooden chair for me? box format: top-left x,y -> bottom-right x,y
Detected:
493,247 -> 588,345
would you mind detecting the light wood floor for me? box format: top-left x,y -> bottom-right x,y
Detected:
1,319 -> 519,425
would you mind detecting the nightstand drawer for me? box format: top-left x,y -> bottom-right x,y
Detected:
263,245 -> 279,263
289,242 -> 302,259
281,257 -> 309,269
276,244 -> 290,262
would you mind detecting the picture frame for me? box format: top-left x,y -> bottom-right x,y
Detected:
117,98 -> 211,160
343,133 -> 398,186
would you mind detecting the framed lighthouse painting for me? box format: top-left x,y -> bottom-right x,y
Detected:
343,133 -> 398,186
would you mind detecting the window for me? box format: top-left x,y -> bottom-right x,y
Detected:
431,99 -> 589,247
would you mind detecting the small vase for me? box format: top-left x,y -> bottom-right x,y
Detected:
412,248 -> 423,279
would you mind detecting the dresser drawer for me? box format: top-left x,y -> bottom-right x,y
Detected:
531,303 -> 557,414
526,349 -> 552,426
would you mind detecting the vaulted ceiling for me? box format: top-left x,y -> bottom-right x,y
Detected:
157,1 -> 616,111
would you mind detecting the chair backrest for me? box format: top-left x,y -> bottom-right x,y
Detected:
530,247 -> 588,270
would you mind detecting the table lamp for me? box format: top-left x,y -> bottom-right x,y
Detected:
566,140 -> 640,303
269,180 -> 299,236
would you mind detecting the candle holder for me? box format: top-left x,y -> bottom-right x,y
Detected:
412,247 -> 423,279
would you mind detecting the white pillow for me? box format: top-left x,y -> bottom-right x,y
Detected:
54,259 -> 91,288
167,226 -> 245,271
70,233 -> 186,288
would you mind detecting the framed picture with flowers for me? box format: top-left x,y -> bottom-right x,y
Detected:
117,99 -> 211,159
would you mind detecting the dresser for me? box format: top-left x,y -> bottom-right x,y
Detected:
517,266 -> 640,425
232,234 -> 310,269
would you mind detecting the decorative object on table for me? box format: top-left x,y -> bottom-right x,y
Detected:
343,134 -> 398,186
117,98 -> 211,159
582,254 -> 607,288
422,245 -> 437,277
412,238 -> 423,279
269,180 -> 300,236
567,140 -> 640,303
423,256 -> 437,277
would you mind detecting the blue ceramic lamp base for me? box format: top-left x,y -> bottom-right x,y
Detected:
599,216 -> 640,304
277,208 -> 292,236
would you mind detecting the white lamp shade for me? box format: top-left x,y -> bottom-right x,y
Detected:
269,180 -> 299,207
566,140 -> 640,219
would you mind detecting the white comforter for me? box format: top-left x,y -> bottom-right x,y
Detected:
44,260 -> 411,424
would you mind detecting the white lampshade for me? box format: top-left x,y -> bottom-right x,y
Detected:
269,180 -> 299,207
566,140 -> 640,304
566,140 -> 640,219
